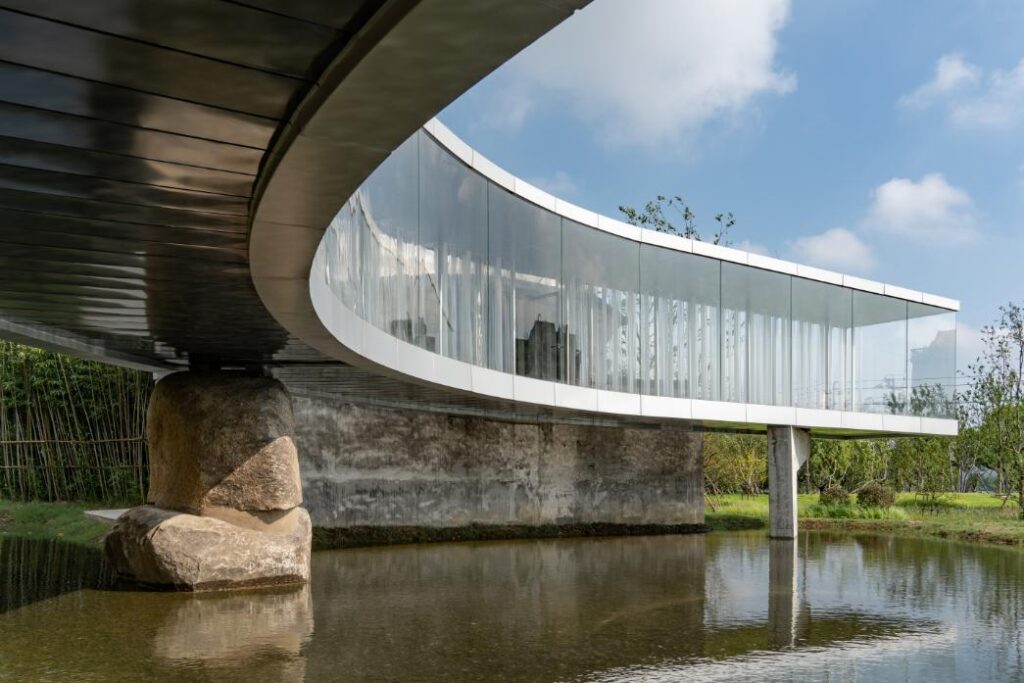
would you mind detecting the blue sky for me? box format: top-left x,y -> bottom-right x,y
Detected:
439,0 -> 1024,373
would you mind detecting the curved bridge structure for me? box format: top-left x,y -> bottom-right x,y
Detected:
0,0 -> 957,438
297,121 -> 958,438
0,0 -> 958,586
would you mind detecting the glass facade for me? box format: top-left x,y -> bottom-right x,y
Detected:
562,220 -> 640,392
319,129 -> 956,418
853,292 -> 908,415
487,184 -> 562,379
639,245 -> 720,400
792,278 -> 852,411
908,303 -> 957,417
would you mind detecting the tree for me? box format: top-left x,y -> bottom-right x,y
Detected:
619,195 -> 734,244
962,303 -> 1024,517
703,433 -> 766,495
889,435 -> 954,504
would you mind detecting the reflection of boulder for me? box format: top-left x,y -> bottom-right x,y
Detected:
153,585 -> 312,681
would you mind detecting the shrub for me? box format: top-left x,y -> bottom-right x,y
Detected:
857,482 -> 896,508
804,503 -> 907,520
819,486 -> 850,506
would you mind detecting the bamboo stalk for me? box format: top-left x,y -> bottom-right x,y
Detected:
0,342 -> 152,503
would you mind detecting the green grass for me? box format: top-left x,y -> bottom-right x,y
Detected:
707,492 -> 1024,547
0,500 -> 111,546
3,492 -> 1024,551
804,503 -> 908,520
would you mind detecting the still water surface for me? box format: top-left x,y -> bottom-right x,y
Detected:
1,531 -> 1023,682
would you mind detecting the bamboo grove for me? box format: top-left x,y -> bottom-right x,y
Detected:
0,342 -> 152,503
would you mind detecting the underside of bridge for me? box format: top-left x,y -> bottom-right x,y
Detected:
0,0 -> 585,387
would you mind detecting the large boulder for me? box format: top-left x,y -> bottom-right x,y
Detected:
105,506 -> 311,590
146,372 -> 302,513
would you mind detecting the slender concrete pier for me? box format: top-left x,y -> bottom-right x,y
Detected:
767,425 -> 810,539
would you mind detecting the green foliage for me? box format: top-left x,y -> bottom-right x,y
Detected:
806,502 -> 907,520
888,435 -> 954,502
857,482 -> 896,508
618,194 -> 734,244
961,302 -> 1024,518
819,486 -> 850,506
804,438 -> 886,492
703,433 -> 766,495
0,342 -> 152,503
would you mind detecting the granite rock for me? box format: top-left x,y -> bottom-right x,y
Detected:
104,505 -> 311,590
146,372 -> 302,513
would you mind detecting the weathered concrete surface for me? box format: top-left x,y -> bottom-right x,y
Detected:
767,425 -> 810,539
105,506 -> 311,590
146,372 -> 302,514
293,394 -> 703,529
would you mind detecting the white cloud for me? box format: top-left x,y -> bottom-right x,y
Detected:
788,228 -> 875,272
863,173 -> 978,244
899,53 -> 979,108
734,239 -> 770,256
901,53 -> 1024,130
950,58 -> 1024,129
501,0 -> 795,144
526,170 -> 579,197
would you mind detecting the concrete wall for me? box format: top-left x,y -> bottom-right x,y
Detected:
292,394 -> 703,528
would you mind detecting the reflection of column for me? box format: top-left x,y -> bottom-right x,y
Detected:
767,426 -> 810,539
768,539 -> 799,649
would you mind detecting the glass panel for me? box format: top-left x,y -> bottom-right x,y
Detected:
721,264 -> 791,405
562,220 -> 640,392
908,303 -> 957,417
853,292 -> 908,414
791,278 -> 852,410
639,245 -> 720,399
486,184 -> 563,378
318,128 -> 959,422
325,131 -> 420,334
418,134 -> 488,363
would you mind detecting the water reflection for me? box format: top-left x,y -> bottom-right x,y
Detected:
767,539 -> 802,648
0,536 -> 113,613
1,531 -> 1022,681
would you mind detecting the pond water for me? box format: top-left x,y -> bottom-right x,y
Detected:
1,531 -> 1023,682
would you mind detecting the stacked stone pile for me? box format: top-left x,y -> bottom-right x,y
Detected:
105,372 -> 311,590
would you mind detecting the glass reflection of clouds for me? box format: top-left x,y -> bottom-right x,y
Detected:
315,124 -> 958,424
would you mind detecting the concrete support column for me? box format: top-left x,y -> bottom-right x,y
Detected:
767,425 -> 810,540
105,372 -> 312,590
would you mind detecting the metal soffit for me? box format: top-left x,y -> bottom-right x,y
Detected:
0,0 -> 605,423
0,0 -> 387,368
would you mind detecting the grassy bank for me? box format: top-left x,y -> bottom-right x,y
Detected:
4,493 -> 1024,551
0,500 -> 111,546
707,492 -> 1024,547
